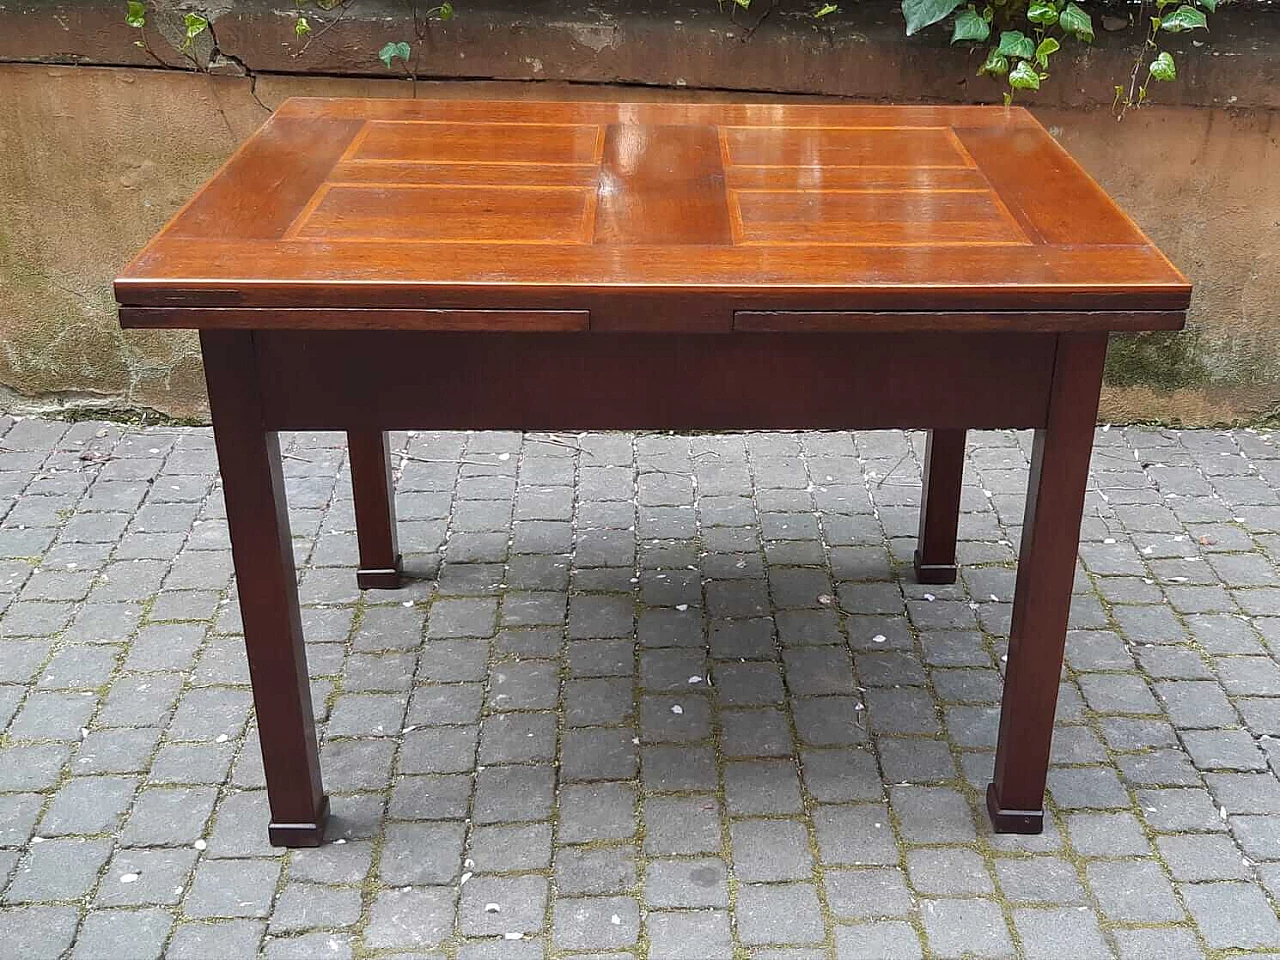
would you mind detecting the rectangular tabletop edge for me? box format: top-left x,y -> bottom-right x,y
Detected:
118,306 -> 592,332
733,309 -> 1187,333
114,280 -> 1193,312
119,304 -> 1188,333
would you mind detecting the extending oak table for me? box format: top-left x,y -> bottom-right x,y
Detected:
116,97 -> 1190,846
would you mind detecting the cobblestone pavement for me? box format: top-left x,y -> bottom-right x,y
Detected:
8,416 -> 1280,958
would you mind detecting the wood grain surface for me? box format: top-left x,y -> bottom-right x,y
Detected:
120,98 -> 1189,844
115,98 -> 1190,329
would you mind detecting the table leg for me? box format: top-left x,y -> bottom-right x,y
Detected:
987,333 -> 1107,833
914,429 -> 966,585
348,431 -> 402,589
202,331 -> 329,847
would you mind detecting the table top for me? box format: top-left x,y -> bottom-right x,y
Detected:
116,97 -> 1190,330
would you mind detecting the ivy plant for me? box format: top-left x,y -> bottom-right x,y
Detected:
124,1 -> 210,68
754,0 -> 1215,111
126,0 -> 452,78
903,0 -> 1213,110
292,0 -> 453,77
125,0 -> 1212,114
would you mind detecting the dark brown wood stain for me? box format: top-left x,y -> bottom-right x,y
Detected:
117,98 -> 1190,846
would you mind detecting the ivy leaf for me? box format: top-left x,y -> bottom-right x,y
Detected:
379,40 -> 412,68
1149,50 -> 1177,80
814,3 -> 839,17
1026,1 -> 1058,25
295,16 -> 311,37
903,0 -> 965,36
978,48 -> 1010,75
1035,35 -> 1060,67
1195,0 -> 1217,11
183,12 -> 208,41
951,7 -> 990,42
734,0 -> 752,9
125,1 -> 146,28
1058,2 -> 1094,41
1160,4 -> 1208,31
996,30 -> 1035,59
1008,60 -> 1042,89
436,2 -> 455,20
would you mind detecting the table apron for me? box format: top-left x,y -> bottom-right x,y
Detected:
247,330 -> 1060,432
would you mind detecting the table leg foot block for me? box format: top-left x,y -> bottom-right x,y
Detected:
268,795 -> 330,847
357,555 -> 403,590
913,550 -> 958,585
986,783 -> 1044,834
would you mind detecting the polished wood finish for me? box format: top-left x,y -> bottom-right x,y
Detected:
116,99 -> 1189,319
731,310 -> 1186,333
117,241 -> 1187,313
251,331 -> 1057,432
352,119 -> 603,164
733,189 -> 1026,246
293,184 -> 593,244
118,308 -> 590,331
166,116 -> 364,240
988,333 -> 1109,833
117,98 -> 1190,846
200,330 -> 327,846
953,127 -> 1151,245
348,431 -> 402,590
915,430 -> 967,585
595,124 -> 733,246
722,124 -> 968,167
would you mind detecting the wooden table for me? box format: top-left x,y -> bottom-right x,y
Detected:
116,97 -> 1190,846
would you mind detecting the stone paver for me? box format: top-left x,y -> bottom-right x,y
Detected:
6,416 -> 1280,955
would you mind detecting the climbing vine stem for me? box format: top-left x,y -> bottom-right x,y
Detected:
126,0 -> 1212,114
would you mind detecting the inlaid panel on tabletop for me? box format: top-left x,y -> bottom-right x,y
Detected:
116,98 -> 1191,326
282,113 -> 1028,249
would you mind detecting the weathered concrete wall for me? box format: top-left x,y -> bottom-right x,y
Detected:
6,0 -> 1277,109
0,65 -> 240,419
1,0 -> 1278,423
1047,106 -> 1280,425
